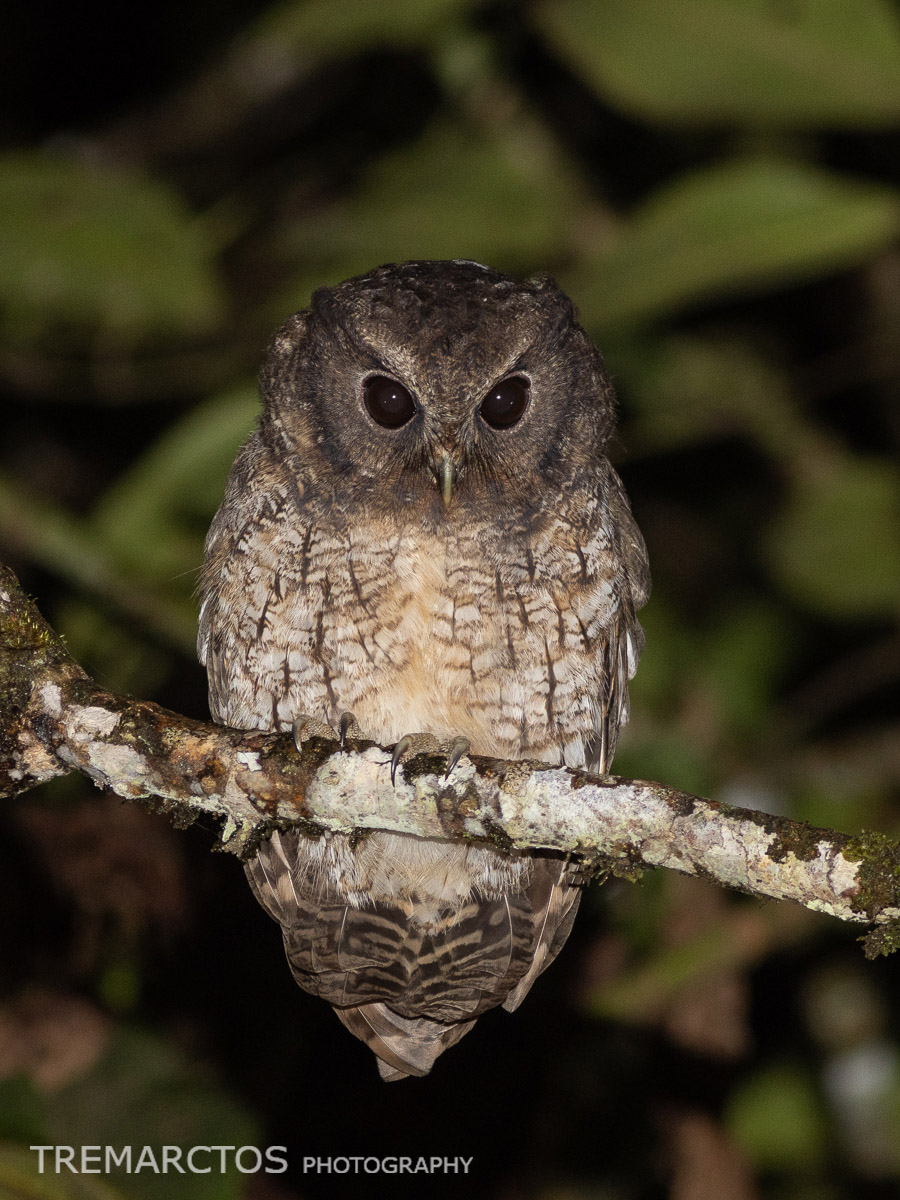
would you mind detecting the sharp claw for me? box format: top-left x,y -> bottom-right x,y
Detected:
390,735 -> 414,786
293,713 -> 351,753
338,711 -> 356,752
444,736 -> 470,779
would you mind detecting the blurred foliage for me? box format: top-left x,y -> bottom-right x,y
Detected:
763,448 -> 900,618
568,158 -> 900,328
0,1012 -> 256,1200
1,0 -> 900,1198
726,1062 -> 829,1171
536,0 -> 900,128
0,156 -> 225,343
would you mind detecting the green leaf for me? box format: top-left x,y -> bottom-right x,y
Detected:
0,1144 -> 128,1200
536,0 -> 900,128
613,728 -> 717,799
0,155 -> 224,340
275,116 -> 586,311
47,1029 -> 257,1200
703,601 -> 793,738
614,598 -> 721,797
726,1063 -> 828,1169
92,385 -> 260,582
0,472 -> 198,654
618,594 -> 793,780
763,450 -> 900,618
614,332 -> 806,458
588,924 -> 747,1022
567,159 -> 900,328
253,0 -> 472,55
0,1075 -> 49,1144
4,387 -> 258,674
52,598 -> 176,696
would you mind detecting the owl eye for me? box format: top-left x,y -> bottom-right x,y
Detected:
479,376 -> 530,430
362,375 -> 417,428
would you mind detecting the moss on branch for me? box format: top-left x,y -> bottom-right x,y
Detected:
1,559 -> 899,946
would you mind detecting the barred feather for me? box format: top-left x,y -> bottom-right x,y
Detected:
246,833 -> 580,1075
199,261 -> 650,1079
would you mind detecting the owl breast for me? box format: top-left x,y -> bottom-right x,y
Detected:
205,510 -> 621,913
226,517 -> 618,774
336,532 -> 511,757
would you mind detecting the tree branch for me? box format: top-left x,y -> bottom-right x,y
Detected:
2,560 -> 899,958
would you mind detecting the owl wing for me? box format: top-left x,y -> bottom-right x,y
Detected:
500,858 -> 581,1012
585,463 -> 650,775
198,439 -> 323,733
509,465 -> 647,1009
495,468 -> 648,1017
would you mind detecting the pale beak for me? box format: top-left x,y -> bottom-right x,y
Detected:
439,455 -> 454,508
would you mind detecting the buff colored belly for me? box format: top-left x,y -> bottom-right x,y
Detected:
346,548 -> 510,758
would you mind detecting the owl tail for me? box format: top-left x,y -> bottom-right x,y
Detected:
333,858 -> 580,1079
245,831 -> 581,1080
333,1004 -> 476,1081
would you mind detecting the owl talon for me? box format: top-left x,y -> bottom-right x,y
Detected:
390,736 -> 414,786
292,713 -> 341,752
389,733 -> 471,786
444,736 -> 471,779
292,711 -> 362,754
338,711 -> 361,751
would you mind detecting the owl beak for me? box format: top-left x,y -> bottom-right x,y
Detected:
438,455 -> 454,508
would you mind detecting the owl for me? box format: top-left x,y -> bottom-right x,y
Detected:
198,260 -> 649,1080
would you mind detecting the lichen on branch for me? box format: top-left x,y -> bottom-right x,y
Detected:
1,560 -> 898,957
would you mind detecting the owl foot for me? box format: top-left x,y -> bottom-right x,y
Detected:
292,710 -> 361,753
390,733 -> 471,786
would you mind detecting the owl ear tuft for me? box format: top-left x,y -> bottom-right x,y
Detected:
525,271 -> 559,292
260,312 -> 312,407
268,311 -> 310,360
525,273 -> 580,334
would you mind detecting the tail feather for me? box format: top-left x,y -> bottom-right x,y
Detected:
245,831 -> 580,1078
334,1003 -> 476,1081
503,863 -> 580,1011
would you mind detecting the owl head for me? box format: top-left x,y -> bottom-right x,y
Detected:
260,260 -> 616,521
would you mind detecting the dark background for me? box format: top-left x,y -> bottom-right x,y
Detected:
2,2 -> 900,1198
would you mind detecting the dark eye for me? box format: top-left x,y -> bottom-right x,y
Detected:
479,376 -> 530,429
362,375 -> 416,428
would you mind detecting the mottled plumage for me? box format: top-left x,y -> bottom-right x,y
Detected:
198,260 -> 649,1079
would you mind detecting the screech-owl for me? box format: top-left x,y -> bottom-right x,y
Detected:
198,260 -> 649,1080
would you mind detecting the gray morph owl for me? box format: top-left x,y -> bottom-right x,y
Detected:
198,260 -> 649,1080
